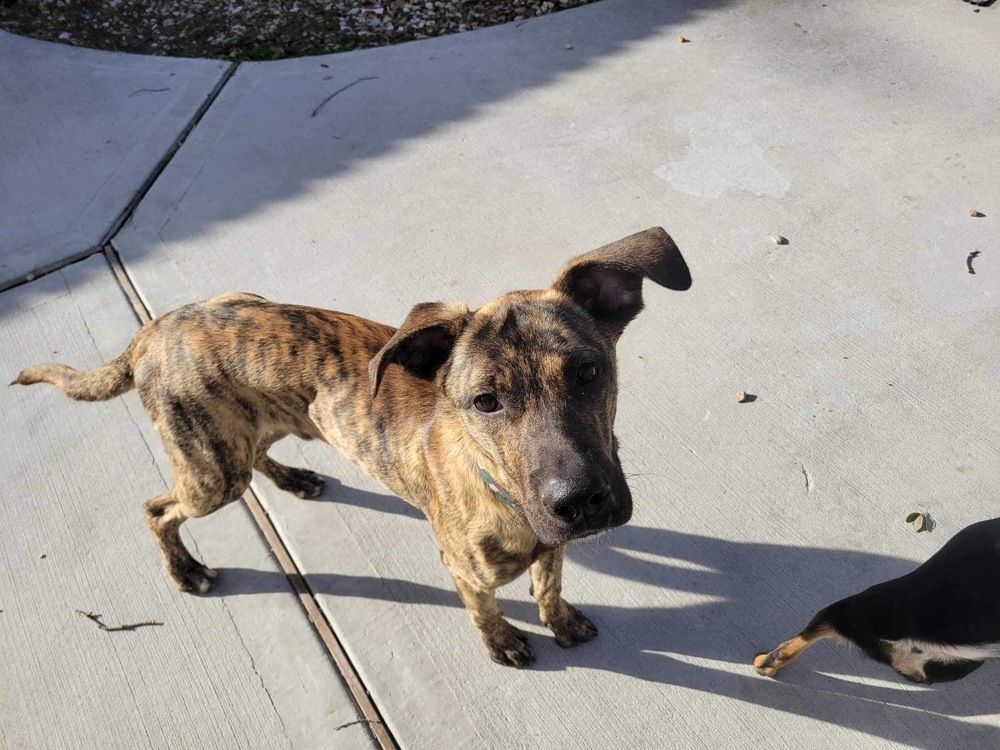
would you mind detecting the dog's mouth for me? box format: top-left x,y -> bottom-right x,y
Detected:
528,492 -> 632,546
568,498 -> 632,540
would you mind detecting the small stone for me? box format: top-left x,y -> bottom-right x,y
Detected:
770,234 -> 788,245
734,391 -> 747,403
25,273 -> 35,282
565,43 -> 573,50
677,35 -> 689,43
39,553 -> 47,559
906,512 -> 932,533
969,209 -> 984,217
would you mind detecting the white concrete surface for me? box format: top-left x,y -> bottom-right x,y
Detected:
0,31 -> 228,286
0,256 -> 373,750
94,0 -> 1000,746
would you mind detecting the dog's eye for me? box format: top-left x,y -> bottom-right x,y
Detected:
576,363 -> 599,385
473,394 -> 501,413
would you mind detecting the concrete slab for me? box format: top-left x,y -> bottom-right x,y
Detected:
0,31 -> 229,287
0,256 -> 373,750
114,0 -> 1000,747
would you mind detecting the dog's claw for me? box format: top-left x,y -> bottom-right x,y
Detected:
487,627 -> 535,668
546,604 -> 599,648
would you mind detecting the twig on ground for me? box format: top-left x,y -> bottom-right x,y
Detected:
75,610 -> 163,632
129,87 -> 170,98
310,77 -> 379,118
335,719 -> 381,731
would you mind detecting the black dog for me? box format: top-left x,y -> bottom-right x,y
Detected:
755,518 -> 1000,683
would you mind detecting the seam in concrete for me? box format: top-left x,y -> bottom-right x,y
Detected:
214,576 -> 295,748
103,245 -> 399,750
0,61 -> 240,297
99,61 -> 241,246
0,245 -> 103,295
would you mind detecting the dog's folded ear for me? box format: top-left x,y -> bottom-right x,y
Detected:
369,301 -> 470,398
552,227 -> 690,335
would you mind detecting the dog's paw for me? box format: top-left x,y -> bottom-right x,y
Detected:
546,604 -> 598,648
753,650 -> 782,678
171,562 -> 219,595
275,468 -> 326,499
486,626 -> 535,668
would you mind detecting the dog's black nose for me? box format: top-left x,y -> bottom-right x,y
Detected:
541,478 -> 612,525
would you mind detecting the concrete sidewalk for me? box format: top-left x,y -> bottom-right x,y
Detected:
0,31 -> 229,287
4,0 -> 1000,747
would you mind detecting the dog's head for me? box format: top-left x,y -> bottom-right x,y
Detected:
369,227 -> 691,545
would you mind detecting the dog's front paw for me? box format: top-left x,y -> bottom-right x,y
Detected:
545,603 -> 598,648
485,625 -> 535,668
753,650 -> 783,678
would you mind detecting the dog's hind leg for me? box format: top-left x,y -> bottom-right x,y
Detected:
144,391 -> 255,593
254,436 -> 326,499
144,492 -> 219,594
530,546 -> 598,647
754,618 -> 837,678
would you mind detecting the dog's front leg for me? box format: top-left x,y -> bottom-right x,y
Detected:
444,560 -> 535,668
530,546 -> 598,647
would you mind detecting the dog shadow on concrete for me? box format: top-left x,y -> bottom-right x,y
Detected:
217,481 -> 1000,748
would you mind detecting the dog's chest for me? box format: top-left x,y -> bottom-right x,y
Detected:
463,534 -> 542,588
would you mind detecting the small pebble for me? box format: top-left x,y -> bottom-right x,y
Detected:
565,43 -> 573,50
25,273 -> 36,282
677,36 -> 689,43
905,512 -> 933,533
734,391 -> 747,403
770,235 -> 788,245
39,553 -> 47,559
969,209 -> 983,218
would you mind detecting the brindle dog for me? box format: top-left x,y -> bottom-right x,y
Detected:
14,227 -> 691,666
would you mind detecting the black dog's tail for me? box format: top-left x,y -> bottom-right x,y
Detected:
12,327 -> 150,401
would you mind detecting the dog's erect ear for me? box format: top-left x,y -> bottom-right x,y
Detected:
552,227 -> 691,335
369,301 -> 470,398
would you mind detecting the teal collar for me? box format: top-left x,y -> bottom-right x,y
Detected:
475,463 -> 517,509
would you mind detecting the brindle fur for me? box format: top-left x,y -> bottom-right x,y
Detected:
14,228 -> 691,666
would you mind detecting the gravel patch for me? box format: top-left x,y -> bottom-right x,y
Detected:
0,0 -> 598,60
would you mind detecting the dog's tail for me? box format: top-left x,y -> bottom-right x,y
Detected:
11,326 -> 150,402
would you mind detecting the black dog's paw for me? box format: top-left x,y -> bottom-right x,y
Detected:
487,626 -> 536,668
546,604 -> 598,648
275,467 -> 326,499
753,650 -> 782,678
